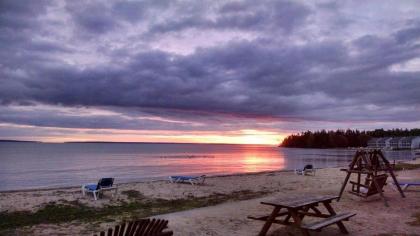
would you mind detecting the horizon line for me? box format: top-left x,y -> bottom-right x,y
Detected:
0,139 -> 277,146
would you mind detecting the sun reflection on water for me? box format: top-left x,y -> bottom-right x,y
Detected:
240,152 -> 285,173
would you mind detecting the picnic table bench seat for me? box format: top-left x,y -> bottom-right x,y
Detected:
301,212 -> 356,231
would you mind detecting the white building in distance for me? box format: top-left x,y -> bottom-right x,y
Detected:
367,136 -> 420,150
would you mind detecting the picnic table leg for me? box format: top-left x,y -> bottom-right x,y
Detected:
258,207 -> 281,236
310,206 -> 322,215
298,206 -> 311,221
323,202 -> 349,234
289,210 -> 310,236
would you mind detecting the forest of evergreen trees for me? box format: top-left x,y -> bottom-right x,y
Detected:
280,128 -> 420,148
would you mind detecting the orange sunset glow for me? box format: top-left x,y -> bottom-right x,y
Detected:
5,124 -> 285,145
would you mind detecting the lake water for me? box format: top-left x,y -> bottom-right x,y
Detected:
0,142 -> 415,191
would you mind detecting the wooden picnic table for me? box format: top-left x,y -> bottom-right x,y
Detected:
248,195 -> 355,236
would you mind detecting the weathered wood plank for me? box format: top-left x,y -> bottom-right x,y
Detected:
261,195 -> 338,208
301,212 -> 356,230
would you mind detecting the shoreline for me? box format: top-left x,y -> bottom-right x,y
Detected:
1,160 -> 419,235
2,157 -> 415,193
0,165 -> 345,194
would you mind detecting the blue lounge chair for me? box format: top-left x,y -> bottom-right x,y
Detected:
393,181 -> 420,191
169,175 -> 206,185
295,164 -> 316,176
82,178 -> 118,200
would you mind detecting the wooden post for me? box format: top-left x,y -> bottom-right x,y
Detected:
377,150 -> 406,198
338,151 -> 361,201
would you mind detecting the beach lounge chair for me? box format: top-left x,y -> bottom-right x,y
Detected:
392,181 -> 420,191
169,175 -> 206,185
295,164 -> 316,175
93,218 -> 173,236
82,178 -> 118,200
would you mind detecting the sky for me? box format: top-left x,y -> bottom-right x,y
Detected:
0,0 -> 420,145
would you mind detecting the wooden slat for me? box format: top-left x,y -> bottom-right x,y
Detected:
301,212 -> 356,230
152,219 -> 168,234
113,225 -> 120,236
261,195 -> 338,208
143,218 -> 156,235
134,219 -> 148,236
125,221 -> 134,236
152,219 -> 163,234
118,223 -> 126,236
107,228 -> 113,236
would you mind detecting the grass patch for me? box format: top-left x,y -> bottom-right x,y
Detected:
407,212 -> 420,227
121,190 -> 145,200
394,163 -> 420,171
0,189 -> 270,232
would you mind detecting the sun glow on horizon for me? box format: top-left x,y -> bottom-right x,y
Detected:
0,124 -> 284,145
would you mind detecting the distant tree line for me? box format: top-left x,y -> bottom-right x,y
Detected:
280,128 -> 420,148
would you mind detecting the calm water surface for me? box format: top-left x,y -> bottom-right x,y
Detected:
0,142 -> 415,191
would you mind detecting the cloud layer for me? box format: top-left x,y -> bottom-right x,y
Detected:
1,0 -> 420,142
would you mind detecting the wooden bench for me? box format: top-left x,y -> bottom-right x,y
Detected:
301,212 -> 356,232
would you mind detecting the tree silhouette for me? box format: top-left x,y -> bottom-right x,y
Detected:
280,128 -> 420,148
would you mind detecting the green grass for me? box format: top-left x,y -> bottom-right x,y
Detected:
394,163 -> 420,171
0,189 -> 270,232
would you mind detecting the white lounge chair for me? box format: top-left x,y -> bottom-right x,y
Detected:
295,164 -> 316,176
392,181 -> 420,191
82,178 -> 118,200
169,175 -> 206,185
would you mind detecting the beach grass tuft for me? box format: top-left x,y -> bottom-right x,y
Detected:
406,212 -> 420,227
121,190 -> 145,200
0,189 -> 270,233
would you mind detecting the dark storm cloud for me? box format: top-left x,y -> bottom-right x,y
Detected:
0,0 -> 48,29
0,106 -> 201,131
394,20 -> 420,44
0,0 -> 420,133
66,2 -> 118,34
66,0 -> 172,34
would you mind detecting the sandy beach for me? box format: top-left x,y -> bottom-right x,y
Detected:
1,159 -> 419,236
